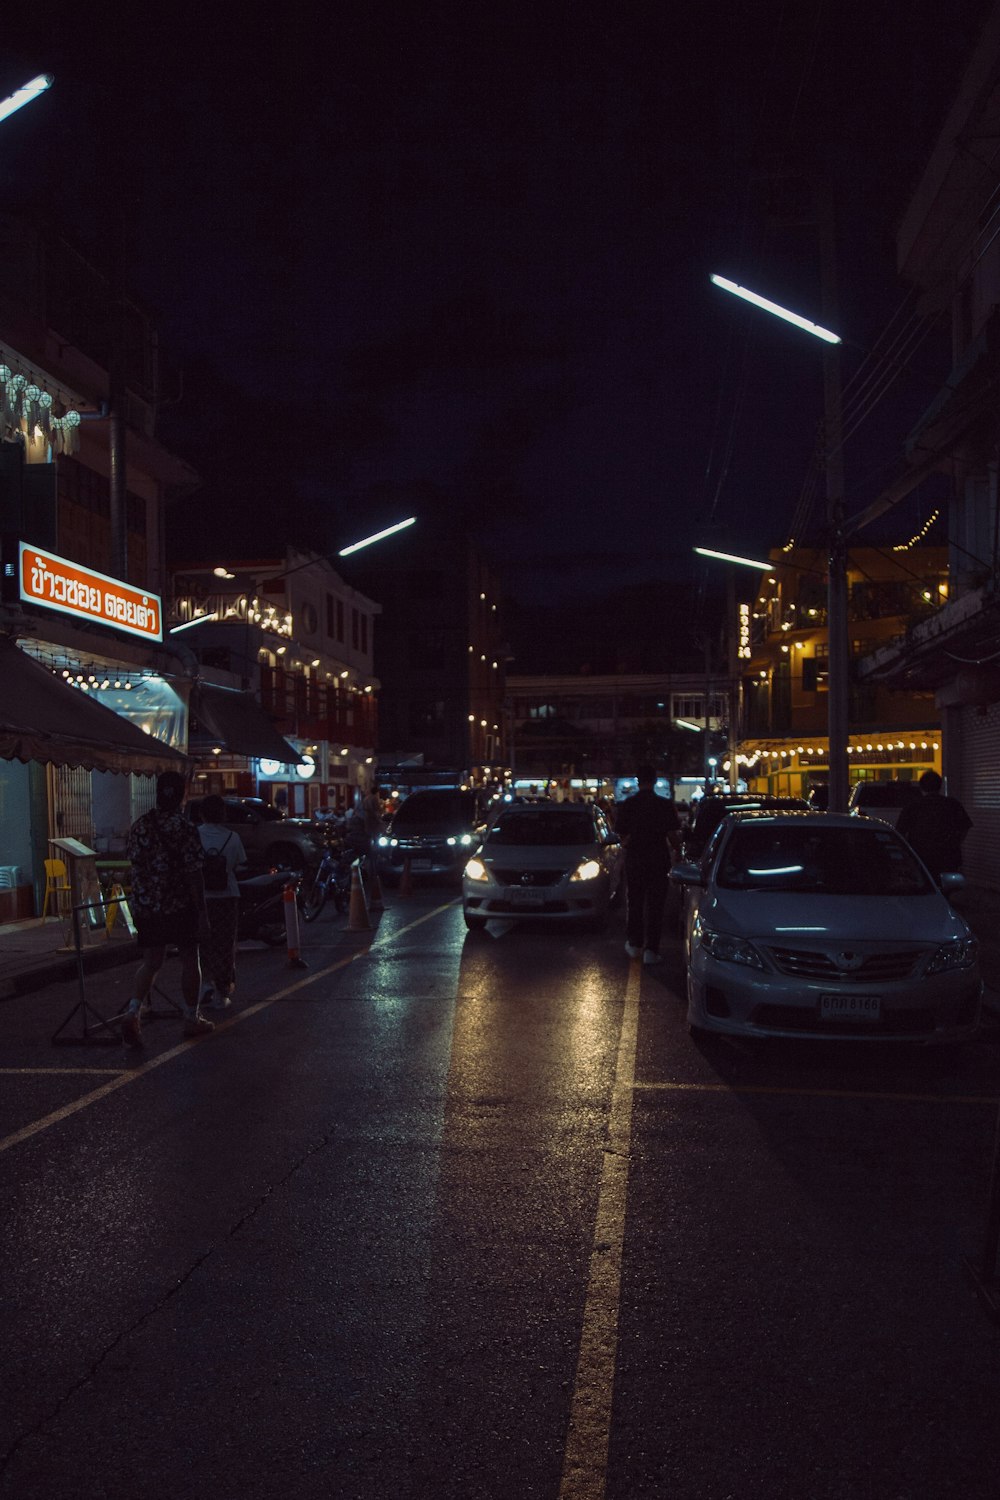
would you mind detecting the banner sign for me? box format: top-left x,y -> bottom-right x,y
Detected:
19,543 -> 163,642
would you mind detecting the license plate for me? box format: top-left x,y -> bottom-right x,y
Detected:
511,887 -> 544,906
820,994 -> 881,1022
411,859 -> 433,871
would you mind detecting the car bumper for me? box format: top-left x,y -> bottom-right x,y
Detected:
462,876 -> 611,922
687,958 -> 982,1042
377,844 -> 472,880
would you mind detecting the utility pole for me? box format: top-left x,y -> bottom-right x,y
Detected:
819,186 -> 849,813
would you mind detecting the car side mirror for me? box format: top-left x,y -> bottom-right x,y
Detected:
669,860 -> 705,887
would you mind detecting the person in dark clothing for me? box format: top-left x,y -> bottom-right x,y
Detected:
615,765 -> 681,965
121,771 -> 214,1048
896,769 -> 972,886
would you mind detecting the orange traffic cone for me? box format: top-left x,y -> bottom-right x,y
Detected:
399,856 -> 413,896
367,858 -> 384,907
284,879 -> 308,968
348,861 -> 371,930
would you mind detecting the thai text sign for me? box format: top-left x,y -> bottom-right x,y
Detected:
19,543 -> 162,642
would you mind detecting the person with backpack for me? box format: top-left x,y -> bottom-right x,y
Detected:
195,794 -> 247,1011
121,772 -> 215,1048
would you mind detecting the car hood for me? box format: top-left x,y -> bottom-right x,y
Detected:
702,890 -> 971,945
483,844 -> 602,870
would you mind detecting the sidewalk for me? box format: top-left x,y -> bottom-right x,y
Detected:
0,913 -> 138,1001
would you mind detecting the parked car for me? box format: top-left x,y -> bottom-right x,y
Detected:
187,796 -> 325,874
848,779 -> 922,827
669,809 -> 981,1043
462,801 -> 624,930
681,792 -> 810,859
375,787 -> 487,885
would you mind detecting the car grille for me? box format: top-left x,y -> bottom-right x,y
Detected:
764,945 -> 922,982
492,869 -> 565,887
750,990 -> 980,1035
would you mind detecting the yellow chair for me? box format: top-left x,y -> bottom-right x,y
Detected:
40,858 -> 72,920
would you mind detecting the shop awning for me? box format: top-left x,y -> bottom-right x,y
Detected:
0,637 -> 188,774
190,682 -> 303,765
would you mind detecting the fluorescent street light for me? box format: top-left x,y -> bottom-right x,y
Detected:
170,613 -> 219,635
0,74 -> 53,126
675,719 -> 703,733
338,516 -> 416,557
695,546 -> 772,571
710,274 -> 841,345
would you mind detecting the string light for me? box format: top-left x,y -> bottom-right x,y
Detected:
892,509 -> 940,551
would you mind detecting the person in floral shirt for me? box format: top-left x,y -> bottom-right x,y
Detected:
121,771 -> 214,1048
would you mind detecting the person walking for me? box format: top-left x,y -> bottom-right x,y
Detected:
615,765 -> 681,965
196,794 -> 247,1012
896,769 -> 972,886
120,771 -> 215,1048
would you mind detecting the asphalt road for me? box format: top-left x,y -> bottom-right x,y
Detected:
1,890 -> 999,1499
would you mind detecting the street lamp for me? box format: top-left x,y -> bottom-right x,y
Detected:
710,262 -> 849,812
337,516 -> 416,557
0,74 -> 53,126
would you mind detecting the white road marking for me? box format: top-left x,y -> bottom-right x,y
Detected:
633,1080 -> 999,1105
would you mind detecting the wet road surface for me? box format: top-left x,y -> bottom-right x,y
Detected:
1,889 -> 999,1498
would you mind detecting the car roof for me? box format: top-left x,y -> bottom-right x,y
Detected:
721,809 -> 872,829
496,800 -> 593,813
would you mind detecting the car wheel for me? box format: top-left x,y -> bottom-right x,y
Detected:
464,912 -> 487,930
299,878 -> 327,923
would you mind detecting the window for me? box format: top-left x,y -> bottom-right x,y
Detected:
352,607 -> 359,649
361,614 -> 368,653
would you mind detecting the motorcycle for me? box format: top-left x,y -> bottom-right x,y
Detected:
237,869 -> 301,946
299,832 -> 354,923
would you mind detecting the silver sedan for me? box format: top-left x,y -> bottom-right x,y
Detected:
462,802 -> 624,931
670,811 -> 981,1043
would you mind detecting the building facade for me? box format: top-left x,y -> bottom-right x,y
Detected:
737,544 -> 947,799
0,216 -> 200,919
169,549 -> 380,816
352,522 -> 508,783
856,1 -> 1000,885
507,671 -> 729,798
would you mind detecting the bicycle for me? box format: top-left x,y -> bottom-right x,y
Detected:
299,833 -> 352,922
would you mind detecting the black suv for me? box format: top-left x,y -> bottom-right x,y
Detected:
375,788 -> 487,885
682,792 -> 810,860
187,797 -> 325,873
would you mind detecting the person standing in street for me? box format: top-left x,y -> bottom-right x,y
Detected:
896,769 -> 973,886
120,771 -> 215,1048
615,765 -> 681,965
195,794 -> 247,1012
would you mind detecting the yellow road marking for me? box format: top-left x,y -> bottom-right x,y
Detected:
0,900 -> 456,1157
0,1068 -> 124,1076
559,963 -> 640,1500
633,1080 -> 999,1105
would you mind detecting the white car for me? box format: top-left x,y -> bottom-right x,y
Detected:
462,802 -> 624,931
670,811 -> 981,1043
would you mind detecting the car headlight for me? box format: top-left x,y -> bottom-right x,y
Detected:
925,936 -> 978,975
697,921 -> 765,970
465,857 -> 489,882
570,858 -> 602,882
377,835 -> 390,848
460,833 -> 475,846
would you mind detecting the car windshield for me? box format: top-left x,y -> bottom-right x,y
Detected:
488,811 -> 594,846
392,792 -> 473,828
716,823 -> 932,896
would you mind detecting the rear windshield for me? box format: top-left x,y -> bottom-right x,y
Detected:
716,823 -> 932,896
392,792 -> 475,827
487,810 -> 594,846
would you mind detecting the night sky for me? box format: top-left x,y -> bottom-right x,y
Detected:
0,2 -> 991,666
